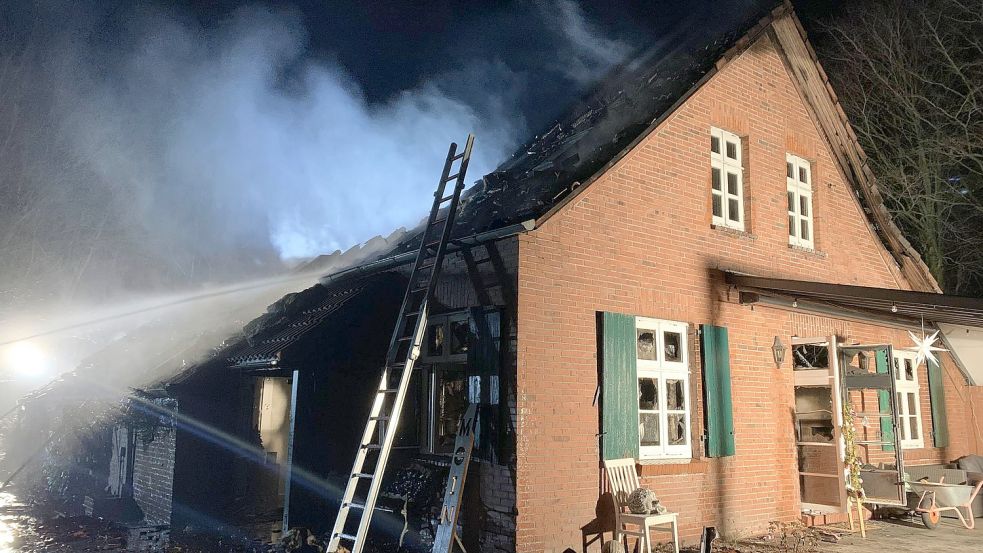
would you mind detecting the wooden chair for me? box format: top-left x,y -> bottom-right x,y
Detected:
603,458 -> 680,553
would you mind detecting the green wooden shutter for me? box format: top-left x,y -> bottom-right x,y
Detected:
875,349 -> 895,452
927,357 -> 950,448
700,324 -> 735,457
600,312 -> 639,460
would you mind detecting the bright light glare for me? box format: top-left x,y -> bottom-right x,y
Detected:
2,341 -> 47,379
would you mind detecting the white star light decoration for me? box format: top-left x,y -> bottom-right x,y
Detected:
905,329 -> 947,366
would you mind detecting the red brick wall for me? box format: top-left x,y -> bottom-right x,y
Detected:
513,31 -> 981,552
132,409 -> 177,526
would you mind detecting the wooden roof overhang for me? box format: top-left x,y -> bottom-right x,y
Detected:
725,272 -> 983,328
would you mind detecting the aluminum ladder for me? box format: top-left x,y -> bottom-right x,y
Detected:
327,134 -> 474,553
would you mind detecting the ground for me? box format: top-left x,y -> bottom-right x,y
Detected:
825,519 -> 978,553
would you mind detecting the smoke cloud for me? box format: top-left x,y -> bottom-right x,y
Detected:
0,0 -> 633,409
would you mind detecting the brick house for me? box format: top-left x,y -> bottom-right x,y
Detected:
107,1 -> 983,551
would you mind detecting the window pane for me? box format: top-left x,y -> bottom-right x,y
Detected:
905,359 -> 914,381
712,168 -> 722,191
787,162 -> 794,179
799,166 -> 808,183
897,392 -> 903,415
788,215 -> 796,237
638,377 -> 659,410
668,414 -> 686,445
893,357 -> 901,380
639,413 -> 660,446
907,392 -> 917,413
910,416 -> 919,440
664,331 -> 682,362
712,194 -> 722,218
711,135 -> 720,154
799,196 -> 809,217
899,413 -> 907,439
727,172 -> 739,195
436,368 -> 467,452
800,220 -> 810,241
666,379 -> 685,410
637,330 -> 657,361
787,191 -> 795,212
450,320 -> 469,355
726,141 -> 737,160
427,323 -> 445,357
728,199 -> 740,223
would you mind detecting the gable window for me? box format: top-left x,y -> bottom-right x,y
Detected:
636,317 -> 691,459
893,351 -> 924,449
710,127 -> 744,231
786,154 -> 814,249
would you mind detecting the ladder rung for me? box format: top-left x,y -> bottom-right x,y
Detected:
397,335 -> 414,342
379,389 -> 399,394
352,472 -> 373,479
335,533 -> 357,542
424,240 -> 441,249
439,194 -> 454,202
346,502 -> 365,511
451,152 -> 465,161
369,416 -> 390,421
443,173 -> 460,183
402,311 -> 421,318
410,286 -> 428,294
430,216 -> 447,225
362,444 -> 382,450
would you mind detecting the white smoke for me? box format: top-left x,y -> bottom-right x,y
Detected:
543,0 -> 633,85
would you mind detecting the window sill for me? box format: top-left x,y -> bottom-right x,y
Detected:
637,459 -> 708,476
787,244 -> 826,258
711,224 -> 755,241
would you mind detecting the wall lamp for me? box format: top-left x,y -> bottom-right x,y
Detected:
772,336 -> 787,368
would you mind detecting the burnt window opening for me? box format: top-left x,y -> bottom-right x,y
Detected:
423,312 -> 469,364
792,343 -> 829,370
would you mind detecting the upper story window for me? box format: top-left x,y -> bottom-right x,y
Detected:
893,351 -> 924,449
710,127 -> 744,231
786,154 -> 814,249
636,317 -> 691,460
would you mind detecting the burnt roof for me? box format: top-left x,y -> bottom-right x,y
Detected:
375,1 -> 780,258
221,271 -> 402,369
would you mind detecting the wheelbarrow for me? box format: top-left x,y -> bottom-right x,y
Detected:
909,476 -> 983,530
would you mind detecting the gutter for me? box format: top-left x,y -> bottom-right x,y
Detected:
319,219 -> 536,286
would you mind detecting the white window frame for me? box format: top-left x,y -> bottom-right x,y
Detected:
635,317 -> 692,460
786,154 -> 814,249
710,127 -> 745,231
892,350 -> 925,449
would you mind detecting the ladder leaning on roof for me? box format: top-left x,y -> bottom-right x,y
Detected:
327,134 -> 475,553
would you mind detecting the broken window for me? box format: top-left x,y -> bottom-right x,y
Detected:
710,127 -> 744,231
636,317 -> 691,460
792,344 -> 829,370
786,153 -> 814,249
432,365 -> 467,454
423,312 -> 469,363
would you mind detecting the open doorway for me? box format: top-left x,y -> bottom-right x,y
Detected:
252,377 -> 293,513
792,338 -> 847,513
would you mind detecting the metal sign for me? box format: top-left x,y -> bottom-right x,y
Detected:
432,403 -> 479,553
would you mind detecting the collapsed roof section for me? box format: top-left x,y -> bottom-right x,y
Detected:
377,1 -> 780,255
222,271 -> 404,369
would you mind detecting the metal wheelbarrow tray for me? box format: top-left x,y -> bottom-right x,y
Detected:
909,478 -> 983,530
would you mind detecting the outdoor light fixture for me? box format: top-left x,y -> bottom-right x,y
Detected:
792,299 -> 798,308
891,303 -> 898,313
858,352 -> 870,372
772,336 -> 787,368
